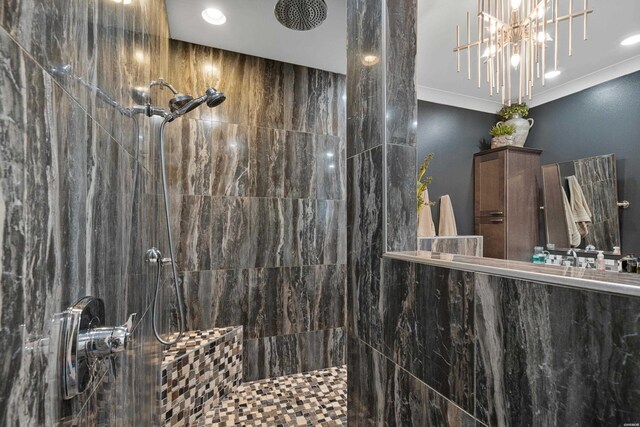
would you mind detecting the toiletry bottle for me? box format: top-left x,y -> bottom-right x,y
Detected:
532,247 -> 543,264
621,255 -> 629,272
596,251 -> 605,272
628,255 -> 638,273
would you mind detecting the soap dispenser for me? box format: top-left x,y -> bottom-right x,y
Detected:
596,251 -> 606,272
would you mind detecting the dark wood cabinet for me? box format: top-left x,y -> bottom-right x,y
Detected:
474,146 -> 542,261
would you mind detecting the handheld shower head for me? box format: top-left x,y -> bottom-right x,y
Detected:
169,94 -> 194,112
205,88 -> 226,108
165,88 -> 226,122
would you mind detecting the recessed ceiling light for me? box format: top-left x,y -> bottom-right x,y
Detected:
202,8 -> 226,25
621,34 -> 640,46
545,70 -> 561,79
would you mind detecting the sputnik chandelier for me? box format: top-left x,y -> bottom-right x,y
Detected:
454,0 -> 593,105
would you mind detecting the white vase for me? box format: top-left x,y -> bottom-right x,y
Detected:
491,135 -> 513,149
504,114 -> 534,147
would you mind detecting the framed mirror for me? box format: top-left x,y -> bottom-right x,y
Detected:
542,154 -> 621,253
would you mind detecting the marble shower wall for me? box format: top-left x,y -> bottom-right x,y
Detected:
346,0 -> 419,424
163,40 -> 347,381
0,0 -> 171,425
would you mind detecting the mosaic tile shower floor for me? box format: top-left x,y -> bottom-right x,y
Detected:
198,365 -> 347,426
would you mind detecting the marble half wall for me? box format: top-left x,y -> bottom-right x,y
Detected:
418,236 -> 484,256
350,257 -> 640,426
162,40 -> 347,381
0,0 -> 171,425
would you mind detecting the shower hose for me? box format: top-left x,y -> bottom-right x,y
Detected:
151,118 -> 186,346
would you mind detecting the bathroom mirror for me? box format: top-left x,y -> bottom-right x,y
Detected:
541,154 -> 621,253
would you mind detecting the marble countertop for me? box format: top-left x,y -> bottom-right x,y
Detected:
384,251 -> 640,298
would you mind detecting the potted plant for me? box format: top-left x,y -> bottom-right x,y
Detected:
490,122 -> 516,148
417,153 -> 435,214
497,103 -> 534,147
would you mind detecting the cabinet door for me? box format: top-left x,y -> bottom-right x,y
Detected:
476,216 -> 506,259
475,151 -> 505,217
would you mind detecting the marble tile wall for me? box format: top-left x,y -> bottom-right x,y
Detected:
0,0 -> 171,425
346,0 -> 419,424
163,40 -> 347,381
354,257 -> 640,426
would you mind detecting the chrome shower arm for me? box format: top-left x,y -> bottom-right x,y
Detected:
149,78 -> 179,94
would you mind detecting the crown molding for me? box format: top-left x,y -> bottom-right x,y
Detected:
416,85 -> 501,113
417,55 -> 640,113
528,55 -> 640,107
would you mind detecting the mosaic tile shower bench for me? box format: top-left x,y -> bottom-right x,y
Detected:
160,327 -> 243,426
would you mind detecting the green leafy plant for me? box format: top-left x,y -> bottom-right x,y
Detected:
490,123 -> 516,137
498,103 -> 529,120
417,153 -> 435,213
478,137 -> 491,151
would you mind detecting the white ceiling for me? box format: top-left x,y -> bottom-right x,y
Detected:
166,0 -> 640,112
165,0 -> 347,74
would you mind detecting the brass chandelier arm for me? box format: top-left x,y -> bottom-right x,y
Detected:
453,0 -> 593,104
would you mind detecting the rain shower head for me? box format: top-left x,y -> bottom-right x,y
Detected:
274,0 -> 327,31
165,88 -> 226,122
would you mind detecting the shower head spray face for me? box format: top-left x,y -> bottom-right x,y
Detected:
205,88 -> 226,108
274,0 -> 327,31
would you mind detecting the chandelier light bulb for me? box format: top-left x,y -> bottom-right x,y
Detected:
511,53 -> 521,68
511,0 -> 522,9
537,32 -> 552,43
482,45 -> 497,58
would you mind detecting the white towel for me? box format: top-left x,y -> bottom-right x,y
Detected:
567,175 -> 592,238
418,188 -> 436,237
438,195 -> 458,236
562,188 -> 582,247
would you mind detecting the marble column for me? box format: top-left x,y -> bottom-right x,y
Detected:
346,0 -> 418,424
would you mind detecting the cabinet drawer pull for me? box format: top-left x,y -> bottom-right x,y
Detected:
489,218 -> 504,223
490,211 -> 504,216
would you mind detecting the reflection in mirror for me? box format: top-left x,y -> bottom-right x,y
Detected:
542,154 -> 621,253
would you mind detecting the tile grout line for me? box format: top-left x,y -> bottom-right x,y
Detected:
355,336 -> 485,425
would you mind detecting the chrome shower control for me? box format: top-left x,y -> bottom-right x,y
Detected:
61,296 -> 136,399
145,247 -> 162,264
145,247 -> 173,266
77,313 -> 136,358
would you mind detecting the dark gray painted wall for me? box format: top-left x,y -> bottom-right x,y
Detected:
416,101 -> 495,235
527,71 -> 640,254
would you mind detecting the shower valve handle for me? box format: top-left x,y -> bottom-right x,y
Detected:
144,247 -> 173,266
